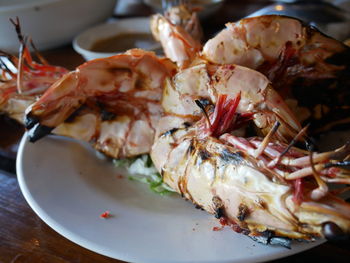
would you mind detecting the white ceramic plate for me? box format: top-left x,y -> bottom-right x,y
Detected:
17,133 -> 324,263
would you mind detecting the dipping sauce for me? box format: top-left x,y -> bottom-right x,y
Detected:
90,33 -> 159,53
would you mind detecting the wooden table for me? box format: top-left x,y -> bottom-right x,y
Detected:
1,1 -> 349,262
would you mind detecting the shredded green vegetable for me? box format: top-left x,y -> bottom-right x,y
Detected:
113,155 -> 175,195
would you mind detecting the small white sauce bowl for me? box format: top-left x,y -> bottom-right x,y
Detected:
73,17 -> 161,61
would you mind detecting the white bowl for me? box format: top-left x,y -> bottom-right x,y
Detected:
0,0 -> 117,53
73,17 -> 161,61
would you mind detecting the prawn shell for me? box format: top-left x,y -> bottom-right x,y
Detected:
202,15 -> 350,132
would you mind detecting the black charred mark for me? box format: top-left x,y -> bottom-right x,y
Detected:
195,204 -> 204,211
95,102 -> 116,121
28,123 -> 54,142
214,208 -> 224,219
187,140 -> 195,154
64,105 -> 86,123
220,149 -> 243,164
199,149 -> 211,161
322,222 -> 349,242
64,113 -> 78,123
237,203 -> 249,222
257,230 -> 273,243
161,127 -> 179,137
24,113 -> 39,129
101,109 -> 116,121
183,122 -> 191,128
212,196 -> 224,219
197,98 -> 210,107
249,230 -> 291,249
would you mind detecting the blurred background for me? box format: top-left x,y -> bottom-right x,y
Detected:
1,0 -> 349,54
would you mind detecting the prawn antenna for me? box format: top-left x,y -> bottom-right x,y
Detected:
29,37 -> 48,65
9,17 -> 24,44
269,124 -> 309,167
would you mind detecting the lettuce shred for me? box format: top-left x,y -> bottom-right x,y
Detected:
113,155 -> 175,195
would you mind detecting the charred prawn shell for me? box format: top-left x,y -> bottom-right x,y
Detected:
202,15 -> 350,134
24,49 -> 177,159
151,60 -> 350,244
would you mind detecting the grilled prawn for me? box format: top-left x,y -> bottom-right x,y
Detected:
25,49 -> 176,158
0,18 -> 68,123
202,15 -> 350,132
150,4 -> 202,68
151,62 -> 350,242
162,60 -> 301,142
152,117 -> 350,242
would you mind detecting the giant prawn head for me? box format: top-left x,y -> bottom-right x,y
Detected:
202,15 -> 350,133
152,92 -> 350,244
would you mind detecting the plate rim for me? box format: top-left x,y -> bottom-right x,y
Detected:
16,133 -> 325,263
